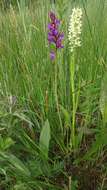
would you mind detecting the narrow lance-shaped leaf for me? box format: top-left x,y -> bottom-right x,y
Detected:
39,120 -> 51,159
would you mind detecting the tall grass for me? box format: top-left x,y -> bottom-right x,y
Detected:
0,0 -> 107,189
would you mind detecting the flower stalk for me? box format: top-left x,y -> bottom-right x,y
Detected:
68,7 -> 83,148
70,55 -> 76,147
47,12 -> 64,132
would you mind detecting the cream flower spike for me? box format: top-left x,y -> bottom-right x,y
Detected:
68,8 -> 83,52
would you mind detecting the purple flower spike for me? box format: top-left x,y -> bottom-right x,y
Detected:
47,11 -> 64,60
50,51 -> 55,60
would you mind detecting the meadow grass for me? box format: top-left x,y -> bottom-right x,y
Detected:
0,0 -> 107,189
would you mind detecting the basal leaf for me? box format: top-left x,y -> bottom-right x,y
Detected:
39,120 -> 51,159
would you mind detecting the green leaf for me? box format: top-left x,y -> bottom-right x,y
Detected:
39,120 -> 51,159
0,152 -> 31,177
71,180 -> 78,190
17,130 -> 39,155
100,73 -> 107,123
60,105 -> 70,125
13,112 -> 34,126
75,128 -> 107,164
0,136 -> 14,151
13,183 -> 31,190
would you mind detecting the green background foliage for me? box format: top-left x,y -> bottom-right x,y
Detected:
0,0 -> 107,189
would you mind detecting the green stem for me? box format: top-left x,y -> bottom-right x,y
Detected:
54,60 -> 63,132
70,55 -> 76,148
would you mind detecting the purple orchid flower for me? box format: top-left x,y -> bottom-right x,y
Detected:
47,12 -> 64,60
